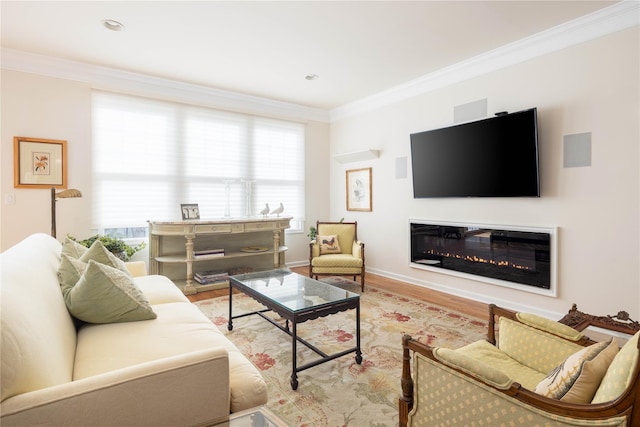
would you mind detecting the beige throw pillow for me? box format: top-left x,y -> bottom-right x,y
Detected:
534,338 -> 617,403
318,235 -> 341,254
63,260 -> 156,324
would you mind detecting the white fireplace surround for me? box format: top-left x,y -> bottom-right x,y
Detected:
409,219 -> 558,297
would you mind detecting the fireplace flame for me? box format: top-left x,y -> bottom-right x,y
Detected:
424,249 -> 532,271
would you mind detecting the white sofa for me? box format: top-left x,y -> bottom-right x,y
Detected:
1,233 -> 267,427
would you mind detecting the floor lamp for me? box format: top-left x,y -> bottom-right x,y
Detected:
51,187 -> 82,238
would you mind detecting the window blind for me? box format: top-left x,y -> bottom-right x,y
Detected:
92,91 -> 305,235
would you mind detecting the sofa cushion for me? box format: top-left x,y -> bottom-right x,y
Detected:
318,235 -> 341,254
534,338 -> 616,402
61,237 -> 88,258
592,331 -> 640,403
79,240 -> 130,275
134,275 -> 190,305
63,260 -> 157,323
74,302 -> 267,412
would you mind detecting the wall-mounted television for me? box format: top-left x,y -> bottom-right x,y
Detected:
410,108 -> 540,198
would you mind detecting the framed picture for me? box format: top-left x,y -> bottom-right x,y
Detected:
346,167 -> 372,212
181,204 -> 200,220
14,137 -> 67,188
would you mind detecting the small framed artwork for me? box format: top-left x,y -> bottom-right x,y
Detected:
346,167 -> 372,212
181,204 -> 200,220
14,136 -> 67,188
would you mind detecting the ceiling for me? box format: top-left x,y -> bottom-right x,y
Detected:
1,1 -> 620,111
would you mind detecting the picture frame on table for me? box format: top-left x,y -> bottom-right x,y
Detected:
346,167 -> 372,212
14,137 -> 67,188
181,204 -> 200,220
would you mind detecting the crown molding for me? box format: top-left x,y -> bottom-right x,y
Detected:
330,0 -> 639,122
2,1 -> 637,124
1,48 -> 330,123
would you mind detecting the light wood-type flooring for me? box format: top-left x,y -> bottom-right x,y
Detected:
187,266 -> 489,320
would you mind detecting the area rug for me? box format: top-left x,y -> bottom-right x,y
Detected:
194,277 -> 487,427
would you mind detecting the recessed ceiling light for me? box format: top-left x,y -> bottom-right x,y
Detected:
102,19 -> 125,32
305,74 -> 319,81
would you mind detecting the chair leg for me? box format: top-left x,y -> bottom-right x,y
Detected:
360,274 -> 365,292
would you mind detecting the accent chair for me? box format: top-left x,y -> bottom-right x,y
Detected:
309,221 -> 365,291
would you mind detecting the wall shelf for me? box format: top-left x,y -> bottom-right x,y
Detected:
333,149 -> 380,164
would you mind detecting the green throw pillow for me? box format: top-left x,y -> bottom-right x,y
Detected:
61,237 -> 89,259
79,240 -> 130,275
58,253 -> 88,290
63,260 -> 156,324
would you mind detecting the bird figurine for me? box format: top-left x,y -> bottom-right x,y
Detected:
259,203 -> 270,217
270,202 -> 284,217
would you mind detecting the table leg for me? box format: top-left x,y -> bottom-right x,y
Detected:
355,301 -> 362,364
227,282 -> 234,331
290,321 -> 298,390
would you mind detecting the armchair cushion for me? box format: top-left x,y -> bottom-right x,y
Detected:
534,338 -> 617,403
593,331 -> 640,403
318,235 -> 341,254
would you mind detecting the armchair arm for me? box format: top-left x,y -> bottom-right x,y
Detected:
1,348 -> 230,427
432,347 -> 513,389
309,240 -> 319,258
352,240 -> 364,259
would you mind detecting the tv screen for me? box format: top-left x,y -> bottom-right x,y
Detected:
410,108 -> 540,198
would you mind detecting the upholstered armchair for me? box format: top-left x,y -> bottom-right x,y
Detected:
309,221 -> 365,291
400,304 -> 640,427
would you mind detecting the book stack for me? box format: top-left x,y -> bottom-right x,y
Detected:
194,270 -> 229,285
194,248 -> 224,257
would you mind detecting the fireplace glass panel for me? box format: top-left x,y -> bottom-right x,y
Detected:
410,223 -> 551,289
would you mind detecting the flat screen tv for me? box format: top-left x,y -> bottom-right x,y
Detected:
410,108 -> 540,198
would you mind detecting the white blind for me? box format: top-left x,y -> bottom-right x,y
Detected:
92,91 -> 305,232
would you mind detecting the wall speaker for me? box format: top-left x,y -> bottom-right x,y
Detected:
563,132 -> 592,168
454,99 -> 488,124
396,156 -> 407,179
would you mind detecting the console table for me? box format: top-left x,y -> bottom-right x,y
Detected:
148,217 -> 291,295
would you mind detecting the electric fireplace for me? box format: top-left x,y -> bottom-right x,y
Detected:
410,220 -> 556,295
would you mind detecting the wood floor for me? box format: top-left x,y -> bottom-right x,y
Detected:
187,266 -> 489,320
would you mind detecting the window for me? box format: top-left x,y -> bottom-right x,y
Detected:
92,92 -> 305,238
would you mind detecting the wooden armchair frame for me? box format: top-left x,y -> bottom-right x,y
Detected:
399,304 -> 640,427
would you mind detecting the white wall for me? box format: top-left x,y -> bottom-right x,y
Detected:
2,27 -> 637,321
328,27 -> 640,319
1,70 -> 330,264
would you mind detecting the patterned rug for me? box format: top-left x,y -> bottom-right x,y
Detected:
194,277 -> 487,427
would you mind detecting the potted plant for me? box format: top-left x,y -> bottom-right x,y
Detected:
68,234 -> 146,261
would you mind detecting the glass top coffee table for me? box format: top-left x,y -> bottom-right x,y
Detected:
228,269 -> 362,390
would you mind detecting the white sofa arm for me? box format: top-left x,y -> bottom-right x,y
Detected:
125,261 -> 147,277
1,348 -> 230,427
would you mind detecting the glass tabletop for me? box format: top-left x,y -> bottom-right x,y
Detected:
229,269 -> 359,313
